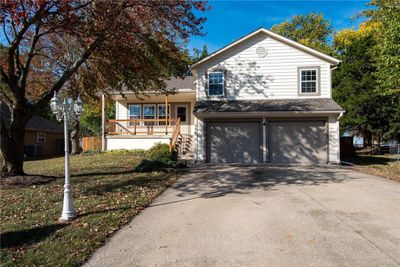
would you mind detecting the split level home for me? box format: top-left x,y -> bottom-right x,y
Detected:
101,28 -> 344,164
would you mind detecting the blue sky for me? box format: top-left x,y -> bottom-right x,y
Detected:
189,0 -> 369,53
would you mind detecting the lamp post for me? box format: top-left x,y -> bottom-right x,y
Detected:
50,92 -> 84,222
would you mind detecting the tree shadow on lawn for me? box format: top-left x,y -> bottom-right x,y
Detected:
0,224 -> 66,249
82,174 -> 172,196
343,156 -> 395,166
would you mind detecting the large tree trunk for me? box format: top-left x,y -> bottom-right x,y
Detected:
1,107 -> 32,176
70,120 -> 82,155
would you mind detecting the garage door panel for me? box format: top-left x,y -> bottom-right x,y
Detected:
207,122 -> 260,164
269,121 -> 327,164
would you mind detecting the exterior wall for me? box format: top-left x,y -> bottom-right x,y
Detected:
328,114 -> 341,163
106,136 -> 170,150
195,32 -> 332,100
24,130 -> 63,158
194,117 -> 205,162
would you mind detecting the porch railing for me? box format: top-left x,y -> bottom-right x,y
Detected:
106,118 -> 179,135
169,117 -> 181,152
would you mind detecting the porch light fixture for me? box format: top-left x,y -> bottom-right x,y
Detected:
50,92 -> 84,222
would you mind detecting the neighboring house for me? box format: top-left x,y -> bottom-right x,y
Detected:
1,105 -> 64,158
102,28 -> 344,164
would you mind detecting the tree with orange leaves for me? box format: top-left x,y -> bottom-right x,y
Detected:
0,0 -> 209,175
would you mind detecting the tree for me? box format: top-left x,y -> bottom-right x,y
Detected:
0,0 -> 208,175
191,44 -> 208,63
333,20 -> 399,145
271,12 -> 334,55
364,0 -> 400,96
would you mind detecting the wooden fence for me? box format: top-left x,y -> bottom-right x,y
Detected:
82,136 -> 102,151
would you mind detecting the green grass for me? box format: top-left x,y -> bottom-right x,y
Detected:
343,154 -> 400,182
0,151 -> 178,267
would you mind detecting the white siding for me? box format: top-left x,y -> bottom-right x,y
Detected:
328,114 -> 340,163
196,32 -> 332,100
116,100 -> 128,120
106,137 -> 170,150
194,117 -> 205,162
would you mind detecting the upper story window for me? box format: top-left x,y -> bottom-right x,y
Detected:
299,67 -> 319,95
37,132 -> 46,144
208,72 -> 224,96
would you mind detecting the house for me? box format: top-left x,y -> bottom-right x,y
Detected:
1,104 -> 64,158
101,28 -> 344,164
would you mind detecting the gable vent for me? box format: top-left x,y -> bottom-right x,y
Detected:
256,46 -> 267,58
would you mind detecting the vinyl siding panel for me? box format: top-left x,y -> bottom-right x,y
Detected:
328,114 -> 340,163
196,32 -> 332,100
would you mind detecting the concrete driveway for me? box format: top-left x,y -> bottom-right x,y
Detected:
85,165 -> 400,267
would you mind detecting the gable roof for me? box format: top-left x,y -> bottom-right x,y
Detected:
191,27 -> 340,68
1,104 -> 63,133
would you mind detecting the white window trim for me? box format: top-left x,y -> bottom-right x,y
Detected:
157,104 -> 171,125
128,104 -> 141,126
37,132 -> 46,144
298,66 -> 321,96
208,71 -> 225,96
143,104 -> 156,122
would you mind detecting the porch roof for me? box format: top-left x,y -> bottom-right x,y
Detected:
107,76 -> 196,96
193,98 -> 344,115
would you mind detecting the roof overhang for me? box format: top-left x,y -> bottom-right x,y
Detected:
194,110 -> 343,118
191,28 -> 341,69
193,98 -> 345,118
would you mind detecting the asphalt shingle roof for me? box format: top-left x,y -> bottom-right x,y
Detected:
1,104 -> 63,133
193,98 -> 344,114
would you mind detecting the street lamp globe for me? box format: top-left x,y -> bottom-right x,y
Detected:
50,92 -> 61,114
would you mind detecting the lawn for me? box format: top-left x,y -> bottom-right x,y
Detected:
0,151 -> 179,267
343,154 -> 400,182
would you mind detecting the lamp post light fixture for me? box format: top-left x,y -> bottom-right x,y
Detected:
50,92 -> 84,222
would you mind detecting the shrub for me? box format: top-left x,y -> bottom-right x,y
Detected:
134,159 -> 169,172
147,143 -> 173,162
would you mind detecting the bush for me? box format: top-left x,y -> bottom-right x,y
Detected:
146,143 -> 173,162
134,159 -> 169,172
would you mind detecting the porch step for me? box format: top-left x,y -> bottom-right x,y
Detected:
175,134 -> 194,161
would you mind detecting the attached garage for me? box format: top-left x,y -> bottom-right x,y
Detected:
206,121 -> 261,164
194,99 -> 344,164
268,121 -> 327,164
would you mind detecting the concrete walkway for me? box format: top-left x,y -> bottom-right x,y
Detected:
84,165 -> 400,267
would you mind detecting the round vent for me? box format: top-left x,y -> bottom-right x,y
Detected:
256,46 -> 267,58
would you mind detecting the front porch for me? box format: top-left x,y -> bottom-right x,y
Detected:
100,85 -> 196,153
104,118 -> 181,151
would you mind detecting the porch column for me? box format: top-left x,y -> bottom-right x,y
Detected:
101,93 -> 106,151
165,94 -> 168,135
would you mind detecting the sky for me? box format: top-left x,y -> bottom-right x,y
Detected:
188,0 -> 370,53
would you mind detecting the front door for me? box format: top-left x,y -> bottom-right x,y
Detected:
175,105 -> 189,135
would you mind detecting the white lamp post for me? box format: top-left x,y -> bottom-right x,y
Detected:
50,92 -> 84,222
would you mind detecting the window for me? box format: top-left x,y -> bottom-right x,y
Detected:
208,72 -> 224,96
143,104 -> 156,125
128,104 -> 141,126
37,132 -> 46,144
158,104 -> 171,125
300,68 -> 319,94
